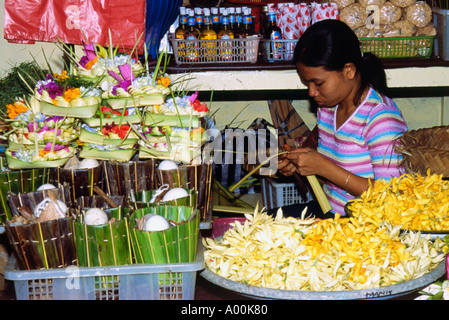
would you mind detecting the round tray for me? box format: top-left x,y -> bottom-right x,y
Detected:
344,200 -> 449,239
201,259 -> 446,300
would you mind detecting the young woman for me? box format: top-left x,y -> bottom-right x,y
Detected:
278,19 -> 408,216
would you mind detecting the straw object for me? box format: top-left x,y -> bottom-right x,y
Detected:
394,125 -> 449,176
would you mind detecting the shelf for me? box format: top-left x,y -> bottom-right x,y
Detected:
166,57 -> 449,93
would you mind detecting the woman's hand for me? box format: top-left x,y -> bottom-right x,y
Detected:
278,144 -> 297,176
284,146 -> 327,177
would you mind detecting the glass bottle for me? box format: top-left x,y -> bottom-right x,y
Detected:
238,7 -> 254,38
201,8 -> 218,61
235,7 -> 243,36
194,7 -> 204,33
264,8 -> 283,60
185,10 -> 201,61
218,8 -> 234,61
211,7 -> 221,34
175,6 -> 188,59
228,7 -> 236,34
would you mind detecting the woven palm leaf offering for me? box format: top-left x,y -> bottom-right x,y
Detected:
71,205 -> 133,267
138,91 -> 210,163
203,208 -> 447,294
102,157 -> 158,197
68,40 -> 146,85
155,159 -> 213,225
346,170 -> 449,233
78,117 -> 138,161
6,102 -> 78,152
4,185 -> 76,270
0,156 -> 52,223
393,125 -> 449,177
129,205 -> 200,264
3,98 -> 78,169
100,51 -> 170,109
33,70 -> 101,119
49,156 -> 104,203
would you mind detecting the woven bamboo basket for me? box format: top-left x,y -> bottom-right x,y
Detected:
156,162 -> 213,224
0,157 -> 52,222
5,186 -> 76,270
49,163 -> 104,203
394,125 -> 449,177
129,206 -> 200,265
72,206 -> 133,267
102,158 -> 158,197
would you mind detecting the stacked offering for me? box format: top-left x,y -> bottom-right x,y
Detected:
0,39 -> 209,300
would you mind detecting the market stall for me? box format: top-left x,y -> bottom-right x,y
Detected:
0,0 -> 449,302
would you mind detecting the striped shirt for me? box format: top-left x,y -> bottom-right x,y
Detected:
317,87 -> 408,215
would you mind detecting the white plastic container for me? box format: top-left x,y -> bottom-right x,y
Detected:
5,238 -> 204,300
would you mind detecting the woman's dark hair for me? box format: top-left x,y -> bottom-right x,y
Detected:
293,19 -> 388,105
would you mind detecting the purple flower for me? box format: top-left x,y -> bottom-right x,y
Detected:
78,42 -> 97,67
108,64 -> 134,96
79,56 -> 90,68
44,143 -> 68,152
188,91 -> 199,104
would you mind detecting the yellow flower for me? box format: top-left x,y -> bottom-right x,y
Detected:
54,70 -> 69,81
6,102 -> 28,119
64,88 -> 81,102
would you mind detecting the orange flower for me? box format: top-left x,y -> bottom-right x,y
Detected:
6,102 -> 28,119
64,88 -> 81,102
85,56 -> 98,70
54,70 -> 69,81
157,76 -> 171,87
39,150 -> 50,157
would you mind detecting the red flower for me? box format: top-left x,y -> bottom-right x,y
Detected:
192,99 -> 209,113
101,122 -> 130,139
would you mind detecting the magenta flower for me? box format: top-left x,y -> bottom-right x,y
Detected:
79,42 -> 97,68
44,143 -> 68,152
109,64 -> 134,96
188,91 -> 199,104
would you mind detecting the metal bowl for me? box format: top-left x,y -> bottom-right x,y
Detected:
201,258 -> 446,300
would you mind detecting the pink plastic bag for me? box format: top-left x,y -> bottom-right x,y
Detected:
3,0 -> 146,49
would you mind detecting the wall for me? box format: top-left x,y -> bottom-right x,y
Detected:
208,96 -> 447,132
1,0 -> 447,132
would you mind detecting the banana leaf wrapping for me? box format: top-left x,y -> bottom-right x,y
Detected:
129,206 -> 200,264
156,162 -> 213,224
72,207 -> 133,267
4,216 -> 76,270
49,164 -> 104,203
0,158 -> 52,222
129,188 -> 198,210
5,186 -> 75,270
7,185 -> 73,217
103,158 -> 158,197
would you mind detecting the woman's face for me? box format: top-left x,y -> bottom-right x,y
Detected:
296,62 -> 356,108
